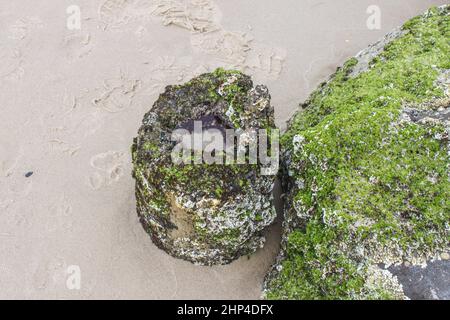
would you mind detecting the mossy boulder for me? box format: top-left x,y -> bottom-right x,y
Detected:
265,6 -> 450,299
132,69 -> 277,266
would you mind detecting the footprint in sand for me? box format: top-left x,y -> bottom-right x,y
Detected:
0,199 -> 13,211
0,140 -> 23,177
191,30 -> 250,65
48,139 -> 81,157
98,0 -> 143,27
0,45 -> 23,81
99,0 -> 220,30
0,140 -> 34,226
191,31 -> 286,80
46,197 -> 74,233
8,16 -> 43,41
151,0 -> 220,33
150,0 -> 286,81
1,17 -> 43,81
88,151 -> 126,190
92,75 -> 141,113
74,111 -> 105,138
62,33 -> 93,62
144,56 -> 193,89
5,176 -> 34,227
244,43 -> 286,80
32,257 -> 67,291
12,208 -> 33,227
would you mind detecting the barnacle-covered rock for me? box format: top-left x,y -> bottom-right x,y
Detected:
389,257 -> 450,300
265,6 -> 450,299
132,69 -> 277,266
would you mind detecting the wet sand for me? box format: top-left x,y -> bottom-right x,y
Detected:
0,0 -> 447,299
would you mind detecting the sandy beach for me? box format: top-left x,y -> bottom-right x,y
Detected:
0,0 -> 447,299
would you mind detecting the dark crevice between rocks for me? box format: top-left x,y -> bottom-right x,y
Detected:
260,177 -> 285,270
388,260 -> 450,300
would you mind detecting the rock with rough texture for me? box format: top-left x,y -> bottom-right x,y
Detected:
265,6 -> 450,300
132,69 -> 277,266
389,258 -> 450,300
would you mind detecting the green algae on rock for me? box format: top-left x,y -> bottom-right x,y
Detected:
264,6 -> 450,299
132,69 -> 277,266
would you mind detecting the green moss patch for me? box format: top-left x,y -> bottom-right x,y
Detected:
267,6 -> 449,300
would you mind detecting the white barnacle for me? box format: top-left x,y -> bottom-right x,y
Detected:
225,103 -> 235,119
218,75 -> 238,97
296,178 -> 305,189
292,134 -> 305,153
